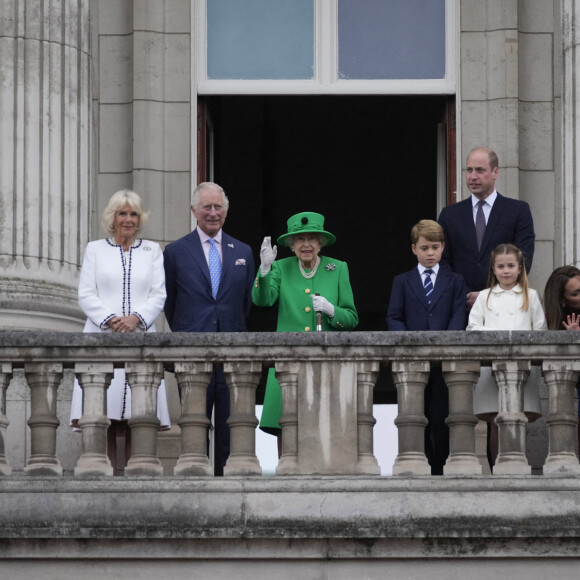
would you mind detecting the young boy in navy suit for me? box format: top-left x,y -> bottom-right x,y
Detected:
387,220 -> 467,474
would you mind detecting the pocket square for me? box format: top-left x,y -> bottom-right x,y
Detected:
235,258 -> 246,266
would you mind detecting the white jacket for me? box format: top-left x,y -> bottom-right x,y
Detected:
467,284 -> 547,331
78,238 -> 166,332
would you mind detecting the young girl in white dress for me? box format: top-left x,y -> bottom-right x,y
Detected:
467,243 -> 547,466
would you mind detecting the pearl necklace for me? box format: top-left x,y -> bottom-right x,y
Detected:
299,256 -> 321,279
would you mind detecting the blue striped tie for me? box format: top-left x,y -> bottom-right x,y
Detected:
424,269 -> 434,304
208,238 -> 221,299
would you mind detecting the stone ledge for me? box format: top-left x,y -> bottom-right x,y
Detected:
0,477 -> 578,541
0,330 -> 578,365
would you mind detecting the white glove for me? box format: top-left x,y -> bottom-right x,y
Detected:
260,236 -> 277,275
312,294 -> 335,318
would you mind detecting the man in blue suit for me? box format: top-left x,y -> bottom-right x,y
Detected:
388,220 -> 467,474
438,147 -> 535,310
164,182 -> 255,474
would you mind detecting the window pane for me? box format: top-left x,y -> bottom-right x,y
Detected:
338,0 -> 446,80
207,0 -> 314,80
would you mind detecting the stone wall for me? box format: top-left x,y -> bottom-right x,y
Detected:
460,0 -> 559,291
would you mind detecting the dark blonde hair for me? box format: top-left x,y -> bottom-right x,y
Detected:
486,244 -> 529,311
543,265 -> 580,330
411,220 -> 444,244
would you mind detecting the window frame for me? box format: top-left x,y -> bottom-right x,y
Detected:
194,0 -> 458,95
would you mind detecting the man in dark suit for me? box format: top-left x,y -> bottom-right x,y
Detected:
388,220 -> 467,474
438,147 -> 535,310
164,182 -> 254,474
438,147 -> 535,468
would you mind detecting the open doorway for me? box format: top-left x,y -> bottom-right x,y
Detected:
201,95 -> 452,334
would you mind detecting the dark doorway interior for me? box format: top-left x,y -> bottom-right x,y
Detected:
206,95 -> 447,336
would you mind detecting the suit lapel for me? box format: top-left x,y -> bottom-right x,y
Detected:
429,267 -> 450,308
459,198 -> 480,255
220,233 -> 234,287
408,269 -> 430,308
186,230 -> 211,288
481,192 -> 504,256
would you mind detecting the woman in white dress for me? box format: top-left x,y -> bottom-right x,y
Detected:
70,190 -> 171,474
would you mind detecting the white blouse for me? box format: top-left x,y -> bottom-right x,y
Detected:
467,284 -> 547,331
78,238 -> 166,332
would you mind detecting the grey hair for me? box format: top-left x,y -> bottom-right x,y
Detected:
191,182 -> 230,212
287,233 -> 328,249
101,189 -> 150,237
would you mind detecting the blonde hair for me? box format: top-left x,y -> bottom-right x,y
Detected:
410,220 -> 444,244
486,244 -> 529,311
101,190 -> 150,237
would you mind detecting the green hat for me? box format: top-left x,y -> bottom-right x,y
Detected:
277,212 -> 336,246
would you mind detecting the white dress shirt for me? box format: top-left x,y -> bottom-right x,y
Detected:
197,227 -> 223,263
471,190 -> 497,225
418,263 -> 440,288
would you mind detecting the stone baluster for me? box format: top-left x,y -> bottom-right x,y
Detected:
276,362 -> 301,475
442,361 -> 482,475
74,363 -> 114,476
223,362 -> 262,476
391,361 -> 430,475
174,362 -> 214,476
356,361 -> 380,475
542,360 -> 580,475
24,362 -> 63,475
493,360 -> 531,475
124,362 -> 164,476
0,364 -> 13,475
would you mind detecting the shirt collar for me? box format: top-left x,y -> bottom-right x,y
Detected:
471,190 -> 497,209
197,228 -> 223,245
491,283 -> 522,294
418,263 -> 440,276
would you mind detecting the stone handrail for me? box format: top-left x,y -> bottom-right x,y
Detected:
0,330 -> 578,477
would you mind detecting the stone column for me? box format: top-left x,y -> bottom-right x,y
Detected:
276,362 -> 301,475
562,0 -> 580,265
356,361 -> 380,475
442,361 -> 482,475
391,361 -> 430,476
0,364 -> 13,475
124,362 -> 164,476
74,363 -> 114,476
174,362 -> 213,476
0,0 -> 89,330
24,362 -> 63,475
542,360 -> 580,475
460,2 -> 520,200
493,360 -> 531,475
223,362 -> 262,476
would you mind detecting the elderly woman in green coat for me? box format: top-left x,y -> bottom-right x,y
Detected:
253,212 -> 358,445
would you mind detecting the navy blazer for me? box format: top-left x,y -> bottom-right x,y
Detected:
387,265 -> 467,331
437,193 -> 535,292
163,229 -> 254,332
